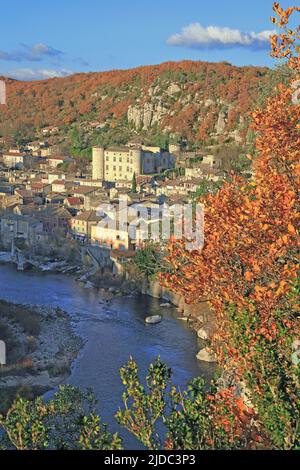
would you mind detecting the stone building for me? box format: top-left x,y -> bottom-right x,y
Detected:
92,146 -> 174,182
71,210 -> 102,242
2,152 -> 32,169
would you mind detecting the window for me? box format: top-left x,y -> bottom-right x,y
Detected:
113,166 -> 116,171
113,157 -> 116,162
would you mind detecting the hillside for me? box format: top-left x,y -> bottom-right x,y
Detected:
0,60 -> 270,147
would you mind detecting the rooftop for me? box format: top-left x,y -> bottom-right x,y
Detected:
73,210 -> 102,222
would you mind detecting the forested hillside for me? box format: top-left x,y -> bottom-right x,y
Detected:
0,60 -> 270,147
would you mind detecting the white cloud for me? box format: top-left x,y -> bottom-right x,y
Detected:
167,23 -> 276,50
7,68 -> 73,80
0,43 -> 63,62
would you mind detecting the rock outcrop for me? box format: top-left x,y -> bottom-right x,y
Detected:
127,101 -> 168,130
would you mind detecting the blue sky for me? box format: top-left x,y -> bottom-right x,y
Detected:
0,0 -> 292,80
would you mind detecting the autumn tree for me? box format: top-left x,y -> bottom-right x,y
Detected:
160,2 -> 300,449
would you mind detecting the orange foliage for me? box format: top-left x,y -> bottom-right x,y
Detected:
160,4 -> 300,368
0,61 -> 268,143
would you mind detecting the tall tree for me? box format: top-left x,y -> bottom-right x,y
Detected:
132,172 -> 137,193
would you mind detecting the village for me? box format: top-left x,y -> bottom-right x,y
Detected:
0,137 -> 226,275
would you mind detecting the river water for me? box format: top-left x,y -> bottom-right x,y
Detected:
0,264 -> 214,448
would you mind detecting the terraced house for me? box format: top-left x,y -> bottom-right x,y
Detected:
71,210 -> 102,242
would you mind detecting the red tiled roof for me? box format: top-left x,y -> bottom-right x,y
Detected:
65,197 -> 83,205
31,182 -> 50,189
51,180 -> 66,185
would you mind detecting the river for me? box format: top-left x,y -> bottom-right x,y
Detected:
0,264 -> 214,448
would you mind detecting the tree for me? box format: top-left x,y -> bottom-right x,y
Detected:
160,2 -> 300,449
0,1 -> 299,452
0,386 -> 122,450
132,172 -> 137,193
133,242 -> 166,279
0,358 -> 251,450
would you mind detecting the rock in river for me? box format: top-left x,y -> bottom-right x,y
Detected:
196,348 -> 217,363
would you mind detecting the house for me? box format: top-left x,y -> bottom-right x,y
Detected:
110,249 -> 137,275
36,159 -> 49,171
48,173 -> 67,184
115,180 -> 133,190
64,197 -> 84,211
58,180 -> 75,192
136,175 -> 155,192
40,147 -> 52,157
71,210 -> 102,242
14,189 -> 34,205
155,180 -> 182,197
72,186 -> 100,198
51,180 -> 68,193
90,202 -> 159,251
202,154 -> 222,169
0,212 -> 44,247
41,126 -> 58,136
91,219 -> 134,251
46,192 -> 66,205
83,193 -> 110,211
74,178 -> 104,188
35,206 -> 72,235
2,152 -> 32,169
48,156 -> 74,168
31,182 -> 52,196
0,194 -> 22,210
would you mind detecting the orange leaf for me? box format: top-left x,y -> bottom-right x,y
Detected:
245,271 -> 254,282
288,224 -> 296,235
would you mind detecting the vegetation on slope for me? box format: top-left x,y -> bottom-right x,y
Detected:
0,61 -> 270,148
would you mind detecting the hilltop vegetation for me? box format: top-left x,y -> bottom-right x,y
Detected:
0,61 -> 272,148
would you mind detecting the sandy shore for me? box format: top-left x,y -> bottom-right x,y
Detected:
0,300 -> 83,410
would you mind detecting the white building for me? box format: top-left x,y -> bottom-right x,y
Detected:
2,152 -> 32,169
92,146 -> 175,182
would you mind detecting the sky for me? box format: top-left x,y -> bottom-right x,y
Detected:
0,0 -> 293,80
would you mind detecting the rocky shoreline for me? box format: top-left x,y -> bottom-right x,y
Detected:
0,251 -> 217,364
83,272 -> 218,364
0,300 -> 83,410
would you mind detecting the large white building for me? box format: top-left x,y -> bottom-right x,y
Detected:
92,146 -> 174,182
2,152 -> 32,169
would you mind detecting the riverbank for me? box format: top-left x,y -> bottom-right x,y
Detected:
0,262 -> 212,446
1,249 -> 217,364
0,250 -> 85,275
0,300 -> 83,411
